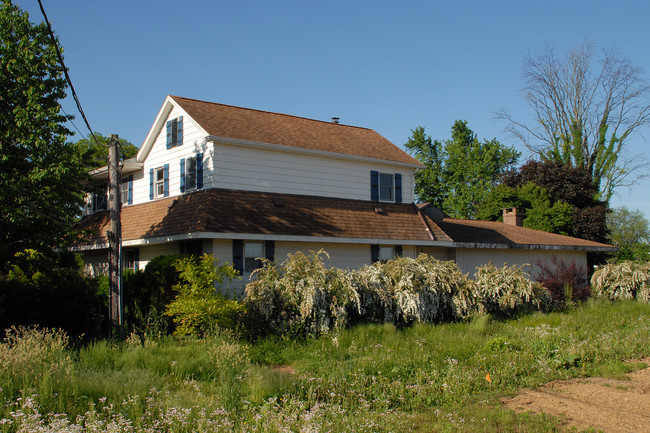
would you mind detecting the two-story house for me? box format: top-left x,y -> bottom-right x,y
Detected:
77,96 -> 616,290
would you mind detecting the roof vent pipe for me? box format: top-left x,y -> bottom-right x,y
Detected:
331,117 -> 340,124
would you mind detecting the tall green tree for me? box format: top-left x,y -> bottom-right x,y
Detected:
607,206 -> 650,262
0,1 -> 87,263
404,126 -> 444,208
405,121 -> 519,219
477,182 -> 574,235
75,132 -> 139,170
498,43 -> 650,202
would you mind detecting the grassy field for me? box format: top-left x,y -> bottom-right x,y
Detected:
1,298 -> 649,432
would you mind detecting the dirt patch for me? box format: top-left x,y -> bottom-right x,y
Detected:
502,358 -> 650,432
271,364 -> 296,375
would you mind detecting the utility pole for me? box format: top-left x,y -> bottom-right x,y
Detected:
107,134 -> 123,339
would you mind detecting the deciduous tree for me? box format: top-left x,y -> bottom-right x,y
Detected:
405,121 -> 519,219
498,43 -> 650,201
0,1 -> 87,263
75,132 -> 138,170
607,206 -> 650,262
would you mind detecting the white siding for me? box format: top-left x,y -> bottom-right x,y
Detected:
131,107 -> 417,205
455,248 -> 587,280
210,142 -> 415,202
210,239 -> 417,297
133,106 -> 212,205
138,243 -> 179,269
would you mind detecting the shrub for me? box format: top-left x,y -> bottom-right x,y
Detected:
473,263 -> 551,317
352,255 -> 470,325
164,254 -> 243,336
120,254 -> 186,337
244,250 -> 359,338
591,261 -> 650,303
0,249 -> 105,339
534,255 -> 590,308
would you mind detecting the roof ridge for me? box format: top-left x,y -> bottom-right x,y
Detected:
169,95 -> 374,131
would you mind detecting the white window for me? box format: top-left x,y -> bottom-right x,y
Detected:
379,246 -> 394,262
123,248 -> 139,272
155,167 -> 165,198
185,157 -> 197,190
379,173 -> 394,201
245,241 -> 264,272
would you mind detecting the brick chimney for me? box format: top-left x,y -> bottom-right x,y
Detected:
503,207 -> 523,227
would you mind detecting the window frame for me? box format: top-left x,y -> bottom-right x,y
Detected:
379,173 -> 394,202
378,245 -> 395,262
123,248 -> 139,272
155,167 -> 165,198
244,241 -> 265,273
185,156 -> 197,191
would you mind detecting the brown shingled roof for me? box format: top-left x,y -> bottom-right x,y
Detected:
171,96 -> 422,166
78,189 -> 434,245
77,189 -> 616,252
435,217 -> 615,250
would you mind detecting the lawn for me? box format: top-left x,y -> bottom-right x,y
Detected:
1,298 -> 649,432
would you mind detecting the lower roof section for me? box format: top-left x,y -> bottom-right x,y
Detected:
77,188 -> 617,253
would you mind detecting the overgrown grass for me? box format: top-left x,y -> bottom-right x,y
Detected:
1,299 -> 648,432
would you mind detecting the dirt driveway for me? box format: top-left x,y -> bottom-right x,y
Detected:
502,359 -> 650,432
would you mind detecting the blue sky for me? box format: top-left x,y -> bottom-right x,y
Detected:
16,0 -> 650,219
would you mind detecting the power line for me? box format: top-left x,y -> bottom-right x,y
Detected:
37,0 -> 104,147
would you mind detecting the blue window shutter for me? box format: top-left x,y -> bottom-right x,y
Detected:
128,175 -> 133,205
394,173 -> 402,203
180,158 -> 185,192
134,248 -> 140,271
265,240 -> 275,262
166,120 -> 172,149
149,169 -> 154,200
233,239 -> 244,275
177,116 -> 183,146
370,244 -> 379,263
196,152 -> 203,189
163,164 -> 169,197
395,245 -> 403,257
370,170 -> 379,201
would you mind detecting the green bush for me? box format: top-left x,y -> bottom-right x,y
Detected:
352,255 -> 470,325
244,250 -> 359,338
0,249 -> 105,339
472,263 -> 551,317
164,254 -> 243,336
591,261 -> 650,303
122,254 -> 186,336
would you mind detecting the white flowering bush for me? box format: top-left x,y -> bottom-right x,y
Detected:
591,261 -> 650,303
472,263 -> 551,317
352,255 -> 471,325
244,250 -> 360,338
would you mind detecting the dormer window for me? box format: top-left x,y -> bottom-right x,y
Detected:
166,116 -> 183,149
370,171 -> 403,203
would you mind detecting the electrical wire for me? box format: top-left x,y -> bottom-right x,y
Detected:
37,0 -> 105,147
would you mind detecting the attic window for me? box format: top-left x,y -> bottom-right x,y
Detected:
166,116 -> 183,149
